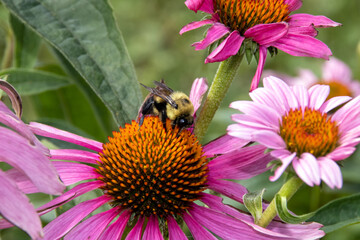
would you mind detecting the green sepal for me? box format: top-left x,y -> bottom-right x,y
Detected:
243,189 -> 266,224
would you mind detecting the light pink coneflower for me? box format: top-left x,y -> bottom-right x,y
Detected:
228,76 -> 360,189
181,0 -> 340,91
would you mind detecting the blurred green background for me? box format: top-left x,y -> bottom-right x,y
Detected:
0,0 -> 359,239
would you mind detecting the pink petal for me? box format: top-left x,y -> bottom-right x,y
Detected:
284,0 -> 302,12
99,211 -> 131,240
182,211 -> 217,240
271,34 -> 332,60
289,26 -> 318,37
0,170 -> 43,239
253,130 -> 286,149
185,0 -> 214,13
231,114 -> 275,131
249,87 -> 288,115
0,126 -> 65,195
205,31 -> 244,63
64,208 -> 119,240
143,215 -> 164,240
289,13 -> 341,28
319,96 -> 352,113
52,161 -> 100,186
193,23 -> 230,50
308,84 -> 330,110
245,23 -> 288,45
203,134 -> 249,157
37,181 -> 103,215
326,146 -> 356,161
318,157 -> 343,189
322,57 -> 352,82
167,216 -> 188,240
43,195 -> 111,240
207,178 -> 247,204
291,85 -> 309,110
269,151 -> 296,182
125,216 -> 145,240
6,168 -> 39,194
179,19 -> 214,35
190,77 -> 208,114
293,153 -> 321,186
267,221 -> 325,239
227,123 -> 256,140
250,46 -> 267,91
29,122 -> 103,152
50,149 -> 99,164
332,96 -> 360,125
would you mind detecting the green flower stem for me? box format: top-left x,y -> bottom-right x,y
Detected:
194,53 -> 243,142
257,176 -> 303,228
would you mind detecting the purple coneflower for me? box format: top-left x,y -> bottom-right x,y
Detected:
1,78 -> 324,239
0,81 -> 65,239
228,76 -> 360,188
181,0 -> 340,91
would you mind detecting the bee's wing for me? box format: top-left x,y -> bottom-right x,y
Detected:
154,80 -> 174,94
141,82 -> 178,108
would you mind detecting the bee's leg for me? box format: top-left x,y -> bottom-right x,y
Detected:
160,111 -> 167,129
138,115 -> 145,127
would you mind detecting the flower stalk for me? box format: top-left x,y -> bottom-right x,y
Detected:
194,53 -> 243,141
257,176 -> 303,228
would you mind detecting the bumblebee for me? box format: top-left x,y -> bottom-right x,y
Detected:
138,80 -> 194,129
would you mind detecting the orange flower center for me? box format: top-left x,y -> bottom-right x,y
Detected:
280,107 -> 339,157
96,116 -> 208,217
318,80 -> 353,99
214,0 -> 290,34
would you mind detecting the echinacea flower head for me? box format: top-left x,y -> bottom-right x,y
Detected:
1,78 -> 324,239
228,76 -> 360,189
0,81 -> 65,239
181,0 -> 341,91
265,57 -> 360,99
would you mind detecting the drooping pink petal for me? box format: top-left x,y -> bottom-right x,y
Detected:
179,19 -> 214,35
64,208 -> 119,240
185,0 -> 214,13
289,26 -> 318,37
203,134 -> 249,158
289,13 -> 341,28
43,195 -> 111,240
182,212 -> 217,240
0,170 -> 43,240
271,34 -> 332,60
245,22 -> 288,45
125,216 -> 145,240
29,122 -> 103,152
308,84 -> 330,110
207,178 -> 247,204
267,221 -> 325,240
292,153 -> 321,186
319,96 -> 351,113
253,130 -> 286,149
284,0 -> 303,12
50,149 -> 99,164
0,126 -> 65,195
52,161 -> 101,186
205,31 -> 244,63
167,216 -> 188,240
250,46 -> 267,91
318,157 -> 343,189
326,147 -> 356,161
192,24 -> 230,50
269,151 -> 296,182
99,210 -> 131,240
143,215 -> 164,240
190,77 -> 208,114
37,181 -> 104,215
5,168 -> 39,194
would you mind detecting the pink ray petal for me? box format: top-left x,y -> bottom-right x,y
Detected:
167,216 -> 188,240
291,85 -> 309,110
5,168 -> 39,194
322,57 -> 352,82
253,130 -> 286,149
29,122 -> 103,152
185,0 -> 214,13
271,34 -> 332,60
43,195 -> 111,240
308,84 -> 330,110
203,134 -> 249,158
319,96 -> 351,113
326,146 -> 356,161
269,151 -> 296,182
190,77 -> 208,114
289,26 -> 318,37
318,157 -> 343,189
64,208 -> 119,240
207,178 -> 247,204
182,211 -> 217,240
332,96 -> 360,125
284,0 -> 303,12
0,170 -> 42,240
250,46 -> 267,91
231,114 -> 274,131
245,22 -> 288,45
192,24 -> 230,50
143,215 -> 164,240
205,31 -> 244,63
227,123 -> 256,140
99,210 -> 131,240
289,13 -> 341,28
125,216 -> 145,240
293,153 -> 321,186
0,126 -> 65,195
50,149 -> 100,164
179,19 -> 214,35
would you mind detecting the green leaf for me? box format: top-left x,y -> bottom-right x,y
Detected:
0,68 -> 71,95
308,193 -> 360,233
1,0 -> 142,126
275,194 -> 315,224
10,13 -> 41,68
243,189 -> 265,224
